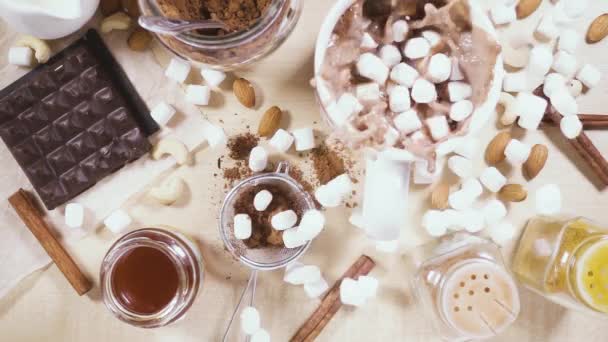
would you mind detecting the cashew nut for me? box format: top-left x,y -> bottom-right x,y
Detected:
101,12 -> 132,34
149,176 -> 186,205
568,79 -> 583,97
502,43 -> 532,69
152,138 -> 190,165
15,35 -> 51,63
497,92 -> 518,126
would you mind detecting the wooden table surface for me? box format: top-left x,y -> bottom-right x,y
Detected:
1,0 -> 608,341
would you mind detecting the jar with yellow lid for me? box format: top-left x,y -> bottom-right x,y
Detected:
512,216 -> 608,316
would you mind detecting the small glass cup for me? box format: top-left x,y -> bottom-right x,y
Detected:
100,227 -> 203,328
138,0 -> 301,69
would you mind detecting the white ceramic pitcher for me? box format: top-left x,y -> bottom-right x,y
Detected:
0,0 -> 100,39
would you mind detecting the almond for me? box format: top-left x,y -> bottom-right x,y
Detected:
258,106 -> 282,137
499,184 -> 528,202
431,182 -> 450,210
516,0 -> 542,19
127,28 -> 153,52
233,78 -> 256,108
587,14 -> 608,44
524,144 -> 548,179
101,0 -> 121,16
485,131 -> 511,165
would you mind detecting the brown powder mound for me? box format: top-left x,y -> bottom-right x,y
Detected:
157,0 -> 204,20
227,133 -> 259,160
311,144 -> 346,185
202,0 -> 272,32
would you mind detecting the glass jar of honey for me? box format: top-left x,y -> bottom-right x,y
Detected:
411,233 -> 520,341
512,216 -> 608,316
100,228 -> 203,328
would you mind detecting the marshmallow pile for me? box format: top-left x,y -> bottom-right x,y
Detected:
240,306 -> 270,342
284,262 -> 329,299
340,275 -> 379,307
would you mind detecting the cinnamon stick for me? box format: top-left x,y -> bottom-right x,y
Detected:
9,189 -> 92,295
290,255 -> 376,342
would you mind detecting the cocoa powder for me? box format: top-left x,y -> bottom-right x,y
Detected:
311,144 -> 346,185
227,133 -> 259,160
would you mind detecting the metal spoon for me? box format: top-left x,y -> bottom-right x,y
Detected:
138,16 -> 227,36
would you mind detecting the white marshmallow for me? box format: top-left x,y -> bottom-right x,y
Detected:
454,137 -> 479,159
568,79 -> 583,97
200,68 -> 226,88
361,33 -> 379,49
104,209 -> 132,234
543,73 -> 566,98
314,185 -> 342,208
490,4 -> 516,25
528,45 -> 553,77
292,128 -> 315,151
426,116 -> 450,141
234,214 -> 252,240
552,51 -> 578,78
482,200 -> 507,225
298,210 -> 325,240
251,329 -> 270,342
403,38 -> 430,60
269,129 -> 294,152
358,275 -> 379,298
412,79 -> 437,104
535,184 -> 562,215
423,210 -> 449,236
150,101 -> 176,126
551,87 -> 578,116
449,100 -> 473,122
480,167 -> 507,193
448,191 -> 475,211
240,306 -> 260,335
185,85 -> 211,106
560,115 -> 583,139
282,228 -> 308,248
505,139 -> 532,164
445,209 -> 467,231
271,210 -> 297,231
202,121 -> 227,148
340,278 -> 365,306
389,85 -> 411,112
357,53 -> 390,85
462,178 -> 483,198
461,209 -> 485,233
428,53 -> 451,83
392,20 -> 409,43
284,264 -> 321,285
356,83 -> 382,103
536,14 -> 560,41
577,64 -> 601,89
393,109 -> 422,134
304,277 -> 329,298
248,146 -> 268,172
390,63 -> 419,88
422,30 -> 441,47
254,190 -> 273,211
450,58 -> 465,81
8,47 -> 34,67
515,92 -> 548,130
165,58 -> 191,83
380,44 -> 402,68
328,174 -> 353,197
436,136 -> 464,157
488,221 -> 517,246
558,29 -> 579,54
375,239 -> 399,253
448,155 -> 473,179
65,203 -> 84,229
330,93 -> 363,126
448,82 -> 472,102
502,71 -> 531,93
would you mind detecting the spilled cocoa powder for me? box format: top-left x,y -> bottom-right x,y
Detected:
311,144 -> 346,185
227,133 -> 259,160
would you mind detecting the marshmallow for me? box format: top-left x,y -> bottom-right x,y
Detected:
240,306 -> 260,335
340,278 -> 365,306
282,228 -> 308,248
380,45 -> 402,68
356,83 -> 382,103
577,64 -> 601,89
445,209 -> 466,231
389,85 -> 411,112
502,71 -> 532,93
298,210 -> 325,240
329,93 -> 363,126
357,53 -> 389,85
403,38 -> 430,60
423,210 -> 449,236
482,200 -> 507,225
393,109 -> 422,134
449,100 -> 473,122
450,58 -> 465,81
292,128 -> 315,151
448,155 -> 473,178
436,136 -> 464,157
375,239 -> 399,253
536,14 -> 560,41
422,30 -> 441,47
426,116 -> 450,141
535,184 -> 562,215
558,29 -> 579,54
315,185 -> 342,208
390,63 -> 419,88
480,167 -> 507,193
568,79 -> 583,97
361,33 -> 379,49
104,209 -> 132,234
448,82 -> 472,102
251,329 -> 270,342
505,139 -> 531,164
461,209 -> 485,233
448,191 -> 475,211
304,277 -> 330,298
234,214 -> 252,239
551,87 -> 578,117
202,121 -> 227,148
462,178 -> 483,198
490,3 -> 516,25
560,115 -> 583,139
488,221 -> 517,246
552,51 -> 578,78
150,101 -> 176,126
412,79 -> 437,103
284,264 -> 321,285
249,146 -> 268,172
269,129 -> 294,152
8,47 -> 34,67
358,275 -> 379,298
271,210 -> 298,231
165,57 -> 191,83
254,190 -> 273,211
200,68 -> 226,88
543,73 -> 566,98
65,203 -> 84,229
528,45 -> 553,77
515,92 -> 548,130
185,85 -> 211,106
454,137 -> 479,159
392,20 -> 409,43
328,174 -> 353,197
428,54 -> 451,83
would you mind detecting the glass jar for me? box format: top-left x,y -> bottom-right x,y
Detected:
138,0 -> 301,69
100,228 -> 203,328
411,233 -> 520,341
512,216 -> 608,316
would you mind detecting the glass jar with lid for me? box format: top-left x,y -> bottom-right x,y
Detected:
512,216 -> 608,316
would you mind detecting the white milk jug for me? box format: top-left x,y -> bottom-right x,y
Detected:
0,0 -> 100,39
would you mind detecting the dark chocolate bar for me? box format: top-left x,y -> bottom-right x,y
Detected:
0,29 -> 159,210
